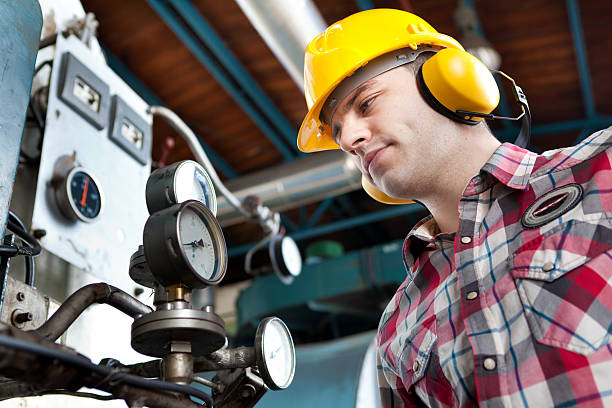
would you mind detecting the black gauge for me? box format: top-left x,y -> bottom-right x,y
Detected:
143,200 -> 227,288
55,167 -> 103,222
145,160 -> 217,215
255,317 -> 296,390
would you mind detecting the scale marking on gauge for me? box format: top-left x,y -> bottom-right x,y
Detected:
56,167 -> 104,222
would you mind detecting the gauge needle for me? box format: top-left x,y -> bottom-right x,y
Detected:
81,177 -> 89,207
269,345 -> 282,359
183,239 -> 205,248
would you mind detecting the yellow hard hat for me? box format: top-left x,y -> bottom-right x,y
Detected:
298,8 -> 463,154
297,9 -> 464,205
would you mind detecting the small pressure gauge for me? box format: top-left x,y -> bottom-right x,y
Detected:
255,317 -> 296,390
269,235 -> 302,285
143,200 -> 226,288
146,160 -> 217,215
55,167 -> 104,222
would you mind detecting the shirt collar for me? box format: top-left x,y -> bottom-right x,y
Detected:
471,142 -> 538,193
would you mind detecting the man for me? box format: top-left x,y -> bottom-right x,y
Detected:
297,8 -> 612,408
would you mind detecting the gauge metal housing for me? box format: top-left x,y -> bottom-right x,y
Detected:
255,317 -> 296,390
145,160 -> 217,215
54,166 -> 104,223
143,200 -> 227,288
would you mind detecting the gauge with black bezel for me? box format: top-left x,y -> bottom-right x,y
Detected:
143,200 -> 226,288
54,166 -> 104,223
145,160 -> 216,215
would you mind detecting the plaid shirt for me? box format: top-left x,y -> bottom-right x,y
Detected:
377,127 -> 612,407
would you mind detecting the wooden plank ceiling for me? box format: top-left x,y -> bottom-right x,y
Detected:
82,0 -> 612,284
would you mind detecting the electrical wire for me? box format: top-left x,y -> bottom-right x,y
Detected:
37,389 -> 117,401
0,334 -> 213,407
6,211 -> 37,286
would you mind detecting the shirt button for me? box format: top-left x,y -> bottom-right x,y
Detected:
461,236 -> 472,244
542,262 -> 554,272
466,291 -> 478,300
483,358 -> 496,371
413,361 -> 420,372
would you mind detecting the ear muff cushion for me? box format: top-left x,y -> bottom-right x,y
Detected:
417,48 -> 500,124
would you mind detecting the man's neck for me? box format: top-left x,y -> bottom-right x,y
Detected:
422,127 -> 501,234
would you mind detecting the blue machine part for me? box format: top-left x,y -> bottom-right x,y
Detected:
259,331 -> 381,407
0,0 -> 42,238
237,240 -> 406,342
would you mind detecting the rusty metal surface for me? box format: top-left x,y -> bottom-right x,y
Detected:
0,276 -> 57,331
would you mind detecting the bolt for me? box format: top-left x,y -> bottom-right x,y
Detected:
16,292 -> 25,301
32,229 -> 46,239
239,384 -> 256,399
133,287 -> 144,297
202,305 -> 214,313
14,312 -> 33,324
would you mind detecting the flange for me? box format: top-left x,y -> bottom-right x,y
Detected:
131,308 -> 225,357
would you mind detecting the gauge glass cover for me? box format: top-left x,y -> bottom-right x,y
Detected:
261,318 -> 295,389
67,169 -> 102,221
178,206 -> 218,281
174,161 -> 217,215
280,237 -> 302,277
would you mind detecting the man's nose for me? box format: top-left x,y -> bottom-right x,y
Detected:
337,116 -> 372,153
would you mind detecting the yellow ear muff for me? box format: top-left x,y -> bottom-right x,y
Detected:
417,48 -> 500,124
361,176 -> 414,205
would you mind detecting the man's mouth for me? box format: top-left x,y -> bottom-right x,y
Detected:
364,146 -> 387,177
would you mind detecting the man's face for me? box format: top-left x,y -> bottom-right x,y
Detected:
331,65 -> 451,200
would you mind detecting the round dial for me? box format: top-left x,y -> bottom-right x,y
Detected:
56,167 -> 103,222
174,161 -> 217,215
178,206 -> 217,281
255,317 -> 296,390
143,200 -> 227,288
270,235 -> 302,285
146,160 -> 217,215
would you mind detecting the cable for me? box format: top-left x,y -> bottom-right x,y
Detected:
37,389 -> 116,401
0,334 -> 213,407
6,212 -> 37,286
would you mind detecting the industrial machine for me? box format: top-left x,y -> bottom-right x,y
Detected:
0,1 -> 297,406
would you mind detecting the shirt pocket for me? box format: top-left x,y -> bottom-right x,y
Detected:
511,218 -> 612,355
396,315 -> 437,391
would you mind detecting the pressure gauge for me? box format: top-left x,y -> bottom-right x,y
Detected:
143,200 -> 227,288
269,235 -> 302,285
146,160 -> 217,215
54,167 -> 104,222
255,317 -> 296,390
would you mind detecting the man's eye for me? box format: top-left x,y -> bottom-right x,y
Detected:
359,97 -> 375,113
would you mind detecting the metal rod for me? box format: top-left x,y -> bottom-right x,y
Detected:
305,197 -> 334,228
147,0 -> 296,160
566,0 -> 597,119
34,283 -> 152,342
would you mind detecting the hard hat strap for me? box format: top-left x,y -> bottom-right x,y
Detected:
319,45 -> 440,125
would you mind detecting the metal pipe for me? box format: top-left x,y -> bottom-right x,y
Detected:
217,150 -> 361,226
34,283 -> 153,342
234,0 -> 327,89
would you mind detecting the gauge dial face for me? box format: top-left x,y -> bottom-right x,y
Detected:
65,169 -> 102,222
280,237 -> 302,277
174,161 -> 217,215
178,206 -> 218,281
259,317 -> 296,390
